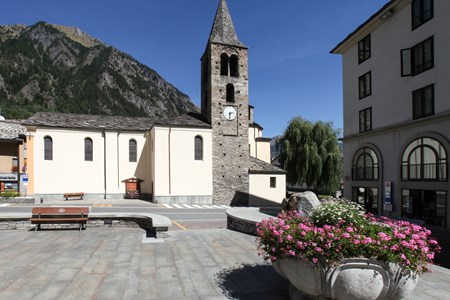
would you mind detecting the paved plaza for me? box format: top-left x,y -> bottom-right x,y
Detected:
0,227 -> 449,299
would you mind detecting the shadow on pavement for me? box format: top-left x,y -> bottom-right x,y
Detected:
215,263 -> 289,300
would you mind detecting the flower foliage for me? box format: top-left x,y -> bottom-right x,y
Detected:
257,200 -> 441,274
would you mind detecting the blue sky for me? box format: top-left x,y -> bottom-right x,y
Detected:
1,0 -> 388,137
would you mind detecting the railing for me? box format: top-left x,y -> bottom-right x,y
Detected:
402,162 -> 447,181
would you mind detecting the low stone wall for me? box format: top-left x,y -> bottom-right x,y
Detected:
0,197 -> 34,204
227,215 -> 257,236
0,219 -> 140,231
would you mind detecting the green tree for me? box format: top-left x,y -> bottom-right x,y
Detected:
277,116 -> 342,195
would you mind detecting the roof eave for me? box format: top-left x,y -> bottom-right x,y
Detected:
331,0 -> 404,54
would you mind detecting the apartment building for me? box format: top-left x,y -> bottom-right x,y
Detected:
332,0 -> 450,228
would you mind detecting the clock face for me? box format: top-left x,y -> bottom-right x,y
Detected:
223,106 -> 237,121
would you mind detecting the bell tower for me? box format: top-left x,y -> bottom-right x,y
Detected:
201,0 -> 249,204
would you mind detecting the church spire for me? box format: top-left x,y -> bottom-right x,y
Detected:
208,0 -> 246,47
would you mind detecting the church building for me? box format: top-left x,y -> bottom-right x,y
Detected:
22,0 -> 286,205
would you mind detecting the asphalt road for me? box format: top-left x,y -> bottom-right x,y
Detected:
0,204 -> 228,231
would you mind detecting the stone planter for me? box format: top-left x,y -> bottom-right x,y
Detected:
272,257 -> 418,300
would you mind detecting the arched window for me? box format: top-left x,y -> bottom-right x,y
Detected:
226,84 -> 235,102
402,137 -> 447,181
352,147 -> 379,180
84,138 -> 93,161
195,135 -> 203,160
220,53 -> 229,76
230,55 -> 239,77
44,136 -> 53,161
129,139 -> 137,162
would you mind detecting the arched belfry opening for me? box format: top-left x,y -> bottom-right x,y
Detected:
230,55 -> 239,77
221,53 -> 229,76
226,84 -> 235,102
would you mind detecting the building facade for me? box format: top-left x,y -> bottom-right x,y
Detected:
332,0 -> 450,228
21,0 -> 286,205
0,120 -> 27,195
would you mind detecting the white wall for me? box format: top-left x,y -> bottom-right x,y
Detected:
341,0 -> 450,136
152,126 -> 212,202
249,174 -> 285,205
32,127 -> 149,198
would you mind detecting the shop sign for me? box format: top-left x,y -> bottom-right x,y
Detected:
0,173 -> 19,181
384,181 -> 393,212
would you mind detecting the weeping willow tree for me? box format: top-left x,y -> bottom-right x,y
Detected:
277,117 -> 342,195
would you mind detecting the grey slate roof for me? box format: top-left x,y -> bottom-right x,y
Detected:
22,112 -> 210,131
249,157 -> 286,174
208,0 -> 246,48
22,112 -> 155,131
154,112 -> 211,129
0,121 -> 27,140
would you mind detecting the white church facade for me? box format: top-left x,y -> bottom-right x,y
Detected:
22,0 -> 286,205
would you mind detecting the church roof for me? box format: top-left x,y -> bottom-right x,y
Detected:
22,112 -> 154,131
208,0 -> 246,48
153,112 -> 211,129
249,157 -> 286,174
22,111 -> 211,131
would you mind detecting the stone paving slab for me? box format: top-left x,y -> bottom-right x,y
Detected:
0,227 -> 449,299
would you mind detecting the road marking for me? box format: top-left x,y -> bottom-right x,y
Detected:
0,203 -> 10,207
202,205 -> 214,209
183,204 -> 194,208
219,205 -> 230,209
173,204 -> 183,208
211,205 -> 223,209
192,205 -> 204,209
173,221 -> 188,231
161,204 -> 173,208
93,204 -> 112,207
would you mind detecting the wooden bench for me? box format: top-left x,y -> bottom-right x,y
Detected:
63,192 -> 84,200
30,207 -> 90,232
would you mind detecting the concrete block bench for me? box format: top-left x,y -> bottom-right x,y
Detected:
88,212 -> 172,238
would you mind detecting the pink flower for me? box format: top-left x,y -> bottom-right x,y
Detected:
287,235 -> 293,241
289,250 -> 295,256
312,258 -> 318,264
342,233 -> 351,239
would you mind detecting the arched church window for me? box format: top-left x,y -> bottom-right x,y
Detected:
129,139 -> 137,162
44,136 -> 53,161
195,136 -> 203,160
401,137 -> 447,181
84,138 -> 93,161
230,55 -> 239,77
220,53 -> 229,76
226,84 -> 235,102
352,147 -> 379,180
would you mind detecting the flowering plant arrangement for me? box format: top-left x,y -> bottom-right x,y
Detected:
257,199 -> 441,274
125,190 -> 140,199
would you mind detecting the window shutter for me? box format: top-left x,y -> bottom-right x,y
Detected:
401,48 -> 411,76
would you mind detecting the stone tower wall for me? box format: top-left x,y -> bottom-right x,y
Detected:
203,43 -> 250,204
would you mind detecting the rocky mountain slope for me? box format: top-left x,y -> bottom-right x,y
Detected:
0,22 -> 197,119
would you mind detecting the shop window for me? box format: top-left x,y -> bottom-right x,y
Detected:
352,147 -> 379,180
402,189 -> 446,226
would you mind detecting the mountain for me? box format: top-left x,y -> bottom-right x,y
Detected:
0,22 -> 198,119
